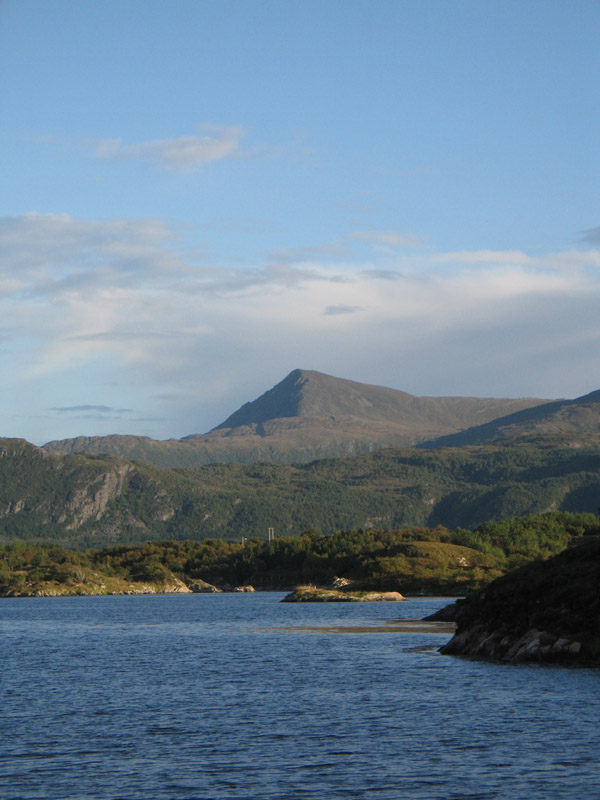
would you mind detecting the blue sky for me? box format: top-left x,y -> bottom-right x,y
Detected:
1,0 -> 599,443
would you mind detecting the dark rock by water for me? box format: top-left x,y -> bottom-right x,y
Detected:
435,535 -> 600,665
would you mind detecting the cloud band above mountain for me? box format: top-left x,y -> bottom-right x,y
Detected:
1,211 -> 599,442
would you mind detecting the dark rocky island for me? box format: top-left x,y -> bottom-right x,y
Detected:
434,535 -> 600,665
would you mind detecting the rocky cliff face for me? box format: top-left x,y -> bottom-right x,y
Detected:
0,438 -> 161,542
58,464 -> 134,529
440,623 -> 584,662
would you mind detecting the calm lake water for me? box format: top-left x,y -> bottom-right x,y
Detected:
2,593 -> 599,800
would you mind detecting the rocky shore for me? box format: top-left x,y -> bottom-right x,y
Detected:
440,622 -> 584,661
432,536 -> 600,665
0,579 -> 190,597
1,576 -> 256,598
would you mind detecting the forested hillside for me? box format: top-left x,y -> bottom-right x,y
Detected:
1,436 -> 600,548
2,512 -> 597,597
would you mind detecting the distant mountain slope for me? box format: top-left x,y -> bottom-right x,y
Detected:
423,389 -> 600,448
42,434 -> 211,468
213,369 -> 545,431
4,434 -> 600,547
43,369 -> 547,467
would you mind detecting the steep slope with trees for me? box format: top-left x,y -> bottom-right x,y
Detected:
2,436 -> 600,547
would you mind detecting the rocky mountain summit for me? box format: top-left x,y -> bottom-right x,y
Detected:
43,369 -> 547,467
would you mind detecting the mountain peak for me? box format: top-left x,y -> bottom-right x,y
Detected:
44,370 -> 552,467
211,369 -> 311,430
211,369 -> 417,431
211,369 -> 543,436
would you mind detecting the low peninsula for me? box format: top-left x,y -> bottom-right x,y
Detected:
434,535 -> 600,665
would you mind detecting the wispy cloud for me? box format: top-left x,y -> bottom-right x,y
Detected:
351,230 -> 421,248
267,242 -> 349,264
324,305 -> 364,316
434,250 -> 534,265
581,227 -> 600,245
93,125 -> 245,172
359,269 -> 402,280
0,213 -> 342,308
50,405 -> 134,415
0,212 -> 187,290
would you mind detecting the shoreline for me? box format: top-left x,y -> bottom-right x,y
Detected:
0,581 -> 460,600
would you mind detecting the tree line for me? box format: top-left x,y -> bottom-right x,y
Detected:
2,511 -> 598,596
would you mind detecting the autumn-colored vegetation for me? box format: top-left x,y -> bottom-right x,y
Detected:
2,511 -> 598,597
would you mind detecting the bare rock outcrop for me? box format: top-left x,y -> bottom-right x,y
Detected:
60,464 -> 134,528
189,579 -> 222,593
440,624 -> 583,662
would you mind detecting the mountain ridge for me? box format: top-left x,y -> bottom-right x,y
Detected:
43,369 -> 549,467
423,389 -> 600,448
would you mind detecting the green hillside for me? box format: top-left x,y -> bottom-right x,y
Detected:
2,435 -> 600,548
2,512 -> 597,597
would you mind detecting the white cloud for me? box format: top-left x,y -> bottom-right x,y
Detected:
2,211 -> 600,440
93,125 -> 244,172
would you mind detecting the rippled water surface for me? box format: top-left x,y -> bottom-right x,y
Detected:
2,593 -> 599,799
